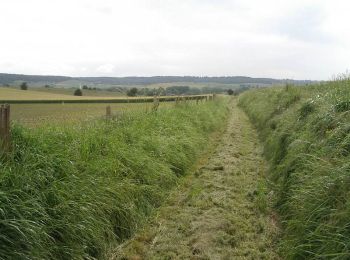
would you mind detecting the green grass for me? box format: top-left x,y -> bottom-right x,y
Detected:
239,79 -> 350,259
115,99 -> 279,259
0,98 -> 229,259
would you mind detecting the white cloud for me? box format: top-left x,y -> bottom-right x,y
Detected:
96,64 -> 115,74
0,0 -> 349,79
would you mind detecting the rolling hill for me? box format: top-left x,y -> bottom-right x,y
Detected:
0,73 -> 314,88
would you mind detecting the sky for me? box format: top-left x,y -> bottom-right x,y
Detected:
0,0 -> 349,80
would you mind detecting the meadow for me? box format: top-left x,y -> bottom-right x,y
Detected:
239,78 -> 350,259
0,97 -> 229,259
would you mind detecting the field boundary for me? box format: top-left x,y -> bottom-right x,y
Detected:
0,94 -> 214,104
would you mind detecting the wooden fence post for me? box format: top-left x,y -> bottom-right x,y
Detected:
175,96 -> 180,106
106,105 -> 111,119
0,104 -> 11,154
152,96 -> 160,111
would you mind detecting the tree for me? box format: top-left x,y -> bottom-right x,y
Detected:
166,86 -> 190,95
82,85 -> 88,90
127,87 -> 138,97
20,82 -> 28,90
227,89 -> 234,95
74,89 -> 83,96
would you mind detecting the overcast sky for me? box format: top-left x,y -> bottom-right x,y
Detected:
0,0 -> 349,80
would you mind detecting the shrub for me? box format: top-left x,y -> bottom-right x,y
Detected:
127,88 -> 138,97
20,82 -> 28,90
74,89 -> 83,96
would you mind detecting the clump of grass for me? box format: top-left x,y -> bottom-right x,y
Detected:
299,100 -> 316,119
334,100 -> 350,112
0,98 -> 229,259
238,78 -> 350,259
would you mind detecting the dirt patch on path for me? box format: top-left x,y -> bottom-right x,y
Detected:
111,100 -> 279,259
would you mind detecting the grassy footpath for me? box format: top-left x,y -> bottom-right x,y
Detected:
0,99 -> 228,259
114,100 -> 279,259
239,79 -> 350,259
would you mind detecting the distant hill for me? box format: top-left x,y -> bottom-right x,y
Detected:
0,73 -> 314,87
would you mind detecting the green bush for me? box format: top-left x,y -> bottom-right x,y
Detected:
74,89 -> 83,96
0,99 -> 229,259
239,80 -> 350,259
20,82 -> 28,90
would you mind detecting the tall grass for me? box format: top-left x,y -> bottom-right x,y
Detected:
239,78 -> 350,259
0,99 -> 229,259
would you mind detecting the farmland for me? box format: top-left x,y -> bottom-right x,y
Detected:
10,103 -> 170,127
0,87 -> 206,126
0,87 -> 131,101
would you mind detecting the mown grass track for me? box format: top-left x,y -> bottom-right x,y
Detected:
114,100 -> 279,259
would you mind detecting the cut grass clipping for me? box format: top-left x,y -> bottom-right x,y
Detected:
0,98 -> 229,259
239,77 -> 350,259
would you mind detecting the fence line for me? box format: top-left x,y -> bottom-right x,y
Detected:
1,94 -> 216,145
105,94 -> 215,118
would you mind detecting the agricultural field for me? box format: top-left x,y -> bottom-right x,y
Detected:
0,87 -> 132,100
10,103 -> 171,127
0,87 -> 203,126
30,87 -> 126,97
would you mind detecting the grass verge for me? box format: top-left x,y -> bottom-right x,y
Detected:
239,79 -> 350,259
0,98 -> 229,259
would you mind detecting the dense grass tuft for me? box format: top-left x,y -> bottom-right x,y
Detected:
239,79 -> 350,259
0,99 -> 229,259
